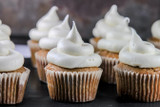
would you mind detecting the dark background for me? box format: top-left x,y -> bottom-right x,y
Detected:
0,0 -> 160,42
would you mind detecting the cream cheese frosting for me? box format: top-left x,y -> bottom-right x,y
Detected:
0,45 -> 24,72
47,22 -> 102,68
92,4 -> 127,38
119,29 -> 160,68
39,15 -> 70,50
29,6 -> 61,41
97,18 -> 132,53
151,20 -> 160,39
0,20 -> 15,49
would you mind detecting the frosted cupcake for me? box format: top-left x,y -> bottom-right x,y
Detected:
148,20 -> 160,49
35,15 -> 70,82
96,18 -> 132,84
90,4 -> 127,51
28,6 -> 61,67
114,29 -> 160,102
45,22 -> 102,102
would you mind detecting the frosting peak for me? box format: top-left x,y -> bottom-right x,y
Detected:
47,21 -> 102,68
39,15 -> 70,50
151,20 -> 160,39
119,29 -> 160,68
29,6 -> 61,41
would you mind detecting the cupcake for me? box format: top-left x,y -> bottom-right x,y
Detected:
114,29 -> 160,102
28,6 -> 61,67
148,20 -> 160,49
92,9 -> 133,84
35,15 -> 70,82
45,22 -> 102,102
0,23 -> 30,104
90,4 -> 127,51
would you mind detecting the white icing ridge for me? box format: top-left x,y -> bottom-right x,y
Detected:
47,21 -> 102,68
97,18 -> 133,53
151,20 -> 160,39
29,6 -> 61,41
0,20 -> 15,49
92,4 -> 127,38
0,46 -> 24,71
119,29 -> 160,68
39,15 -> 70,50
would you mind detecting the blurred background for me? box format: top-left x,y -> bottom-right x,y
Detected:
0,0 -> 160,44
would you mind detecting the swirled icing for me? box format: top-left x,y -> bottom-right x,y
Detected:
0,46 -> 24,72
119,29 -> 160,68
92,4 -> 127,38
151,20 -> 160,39
39,15 -> 70,50
97,18 -> 132,53
29,6 -> 61,41
0,20 -> 15,49
47,22 -> 102,68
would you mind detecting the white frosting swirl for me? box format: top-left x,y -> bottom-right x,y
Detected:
97,18 -> 132,53
119,29 -> 160,68
47,22 -> 102,68
29,6 -> 61,41
151,20 -> 160,39
0,46 -> 24,72
0,20 -> 15,49
39,15 -> 70,50
93,4 -> 127,38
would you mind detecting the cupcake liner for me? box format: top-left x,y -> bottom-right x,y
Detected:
148,40 -> 160,49
89,38 -> 98,52
45,68 -> 102,102
0,68 -> 30,104
114,66 -> 160,102
27,40 -> 41,68
35,51 -> 48,83
100,56 -> 119,84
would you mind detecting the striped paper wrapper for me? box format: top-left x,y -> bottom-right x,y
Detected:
114,66 -> 160,102
27,40 -> 41,68
100,56 -> 119,84
45,68 -> 102,102
0,68 -> 30,104
35,51 -> 48,83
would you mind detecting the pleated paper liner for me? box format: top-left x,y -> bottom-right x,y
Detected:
27,40 -> 41,68
35,50 -> 49,83
45,64 -> 103,102
101,56 -> 119,84
0,67 -> 30,104
114,65 -> 160,102
148,39 -> 160,49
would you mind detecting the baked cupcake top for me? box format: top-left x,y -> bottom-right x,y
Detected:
0,20 -> 15,49
92,4 -> 128,38
0,45 -> 24,72
39,15 -> 70,50
119,29 -> 160,68
151,20 -> 160,39
47,22 -> 102,69
29,6 -> 61,41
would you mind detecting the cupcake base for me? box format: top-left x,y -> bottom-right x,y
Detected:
148,39 -> 160,49
45,63 -> 102,102
0,67 -> 30,104
114,63 -> 160,102
101,56 -> 119,84
27,40 -> 41,68
35,50 -> 49,83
